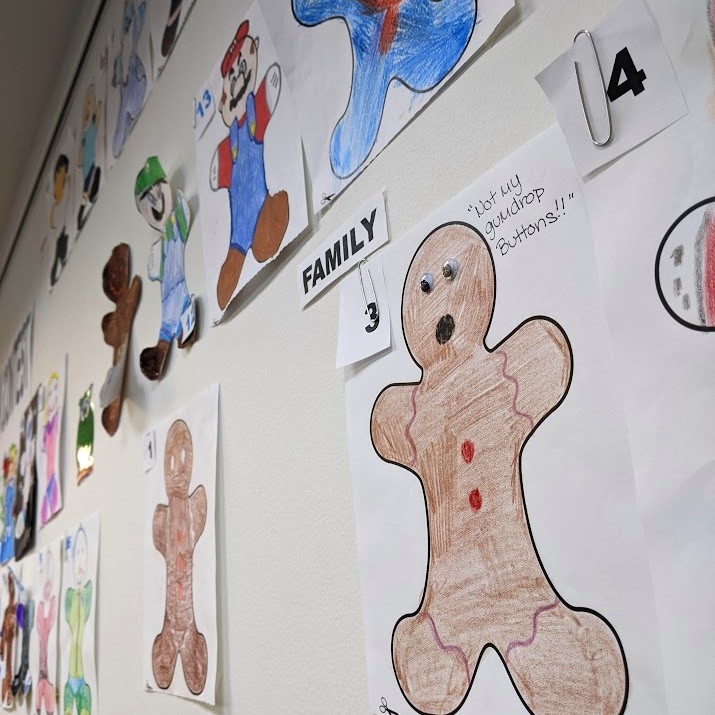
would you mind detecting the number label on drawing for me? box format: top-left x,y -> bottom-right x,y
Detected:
193,82 -> 215,138
143,430 -> 157,472
607,47 -> 647,102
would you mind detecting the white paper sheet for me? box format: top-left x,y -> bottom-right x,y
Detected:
195,1 -> 308,324
44,124 -> 76,291
345,125 -> 666,714
262,0 -> 514,215
106,0 -> 154,167
336,256 -> 391,368
537,0 -> 686,177
582,1 -> 715,711
143,383 -> 218,704
147,0 -> 196,78
72,39 -> 108,235
30,541 -> 62,715
59,513 -> 100,715
298,190 -> 389,308
37,358 -> 66,529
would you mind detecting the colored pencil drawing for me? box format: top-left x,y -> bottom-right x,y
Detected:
32,544 -> 61,715
15,392 -> 38,560
111,0 -> 149,159
144,384 -> 217,703
0,446 -> 16,565
655,197 -> 715,331
39,371 -> 64,528
160,0 -> 184,57
292,0 -> 477,179
100,243 -> 142,436
10,567 -> 34,699
209,19 -> 289,311
370,223 -> 627,715
49,152 -> 72,289
76,77 -> 104,231
135,157 -> 198,381
60,516 -> 99,715
0,571 -> 17,708
151,419 -> 208,694
76,387 -> 95,484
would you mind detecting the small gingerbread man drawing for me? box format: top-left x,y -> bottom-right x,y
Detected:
371,223 -> 627,715
152,419 -> 208,694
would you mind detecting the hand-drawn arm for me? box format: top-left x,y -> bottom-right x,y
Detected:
48,594 -> 56,628
209,137 -> 231,191
176,189 -> 191,242
496,318 -> 572,429
189,485 -> 207,542
252,64 -> 281,142
153,504 -> 168,557
371,382 -> 421,467
64,587 -> 73,624
293,0 -> 352,25
81,582 -> 92,622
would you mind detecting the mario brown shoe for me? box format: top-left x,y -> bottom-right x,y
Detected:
252,190 -> 289,263
217,247 -> 245,311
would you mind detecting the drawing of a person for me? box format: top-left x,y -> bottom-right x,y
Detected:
135,157 -> 197,381
15,406 -> 35,542
63,526 -> 92,715
41,374 -> 60,526
111,0 -> 147,158
49,155 -> 71,288
35,550 -> 57,715
0,574 -> 16,708
76,84 -> 103,230
210,20 -> 289,311
0,446 -> 16,564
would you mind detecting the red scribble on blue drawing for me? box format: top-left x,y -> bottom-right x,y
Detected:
293,0 -> 478,178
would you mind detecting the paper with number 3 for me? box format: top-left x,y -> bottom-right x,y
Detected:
537,0 -> 687,176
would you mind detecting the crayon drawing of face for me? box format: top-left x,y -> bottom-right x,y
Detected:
656,198 -> 715,330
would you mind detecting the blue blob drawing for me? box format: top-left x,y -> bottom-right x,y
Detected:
293,0 -> 477,178
111,0 -> 148,159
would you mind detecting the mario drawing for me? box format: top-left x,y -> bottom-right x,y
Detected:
135,157 -> 197,381
210,20 -> 289,311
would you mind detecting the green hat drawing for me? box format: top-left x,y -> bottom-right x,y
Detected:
134,156 -> 167,198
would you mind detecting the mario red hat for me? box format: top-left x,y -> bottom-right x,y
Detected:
221,21 -> 250,77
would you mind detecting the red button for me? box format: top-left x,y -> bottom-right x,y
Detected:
469,489 -> 482,512
461,440 -> 474,464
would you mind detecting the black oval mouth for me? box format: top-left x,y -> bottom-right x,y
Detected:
436,314 -> 455,344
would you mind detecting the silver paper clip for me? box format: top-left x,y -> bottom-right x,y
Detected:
573,29 -> 612,147
358,259 -> 379,334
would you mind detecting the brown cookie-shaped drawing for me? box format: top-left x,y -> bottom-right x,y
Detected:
0,574 -> 16,708
100,243 -> 141,436
152,419 -> 208,694
371,223 -> 627,715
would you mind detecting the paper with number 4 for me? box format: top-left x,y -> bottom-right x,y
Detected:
537,0 -> 686,176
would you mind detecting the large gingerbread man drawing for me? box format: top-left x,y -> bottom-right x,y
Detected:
371,223 -> 627,715
152,419 -> 208,695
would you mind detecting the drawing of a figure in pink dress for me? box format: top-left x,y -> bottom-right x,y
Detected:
40,374 -> 61,527
35,549 -> 57,715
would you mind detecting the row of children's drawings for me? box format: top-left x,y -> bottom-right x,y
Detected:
0,516 -> 98,714
46,0 -> 196,291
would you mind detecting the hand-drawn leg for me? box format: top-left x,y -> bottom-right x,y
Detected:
252,191 -> 289,262
179,623 -> 208,695
152,616 -> 179,689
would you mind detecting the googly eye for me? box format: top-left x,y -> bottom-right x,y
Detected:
420,273 -> 434,293
442,258 -> 458,280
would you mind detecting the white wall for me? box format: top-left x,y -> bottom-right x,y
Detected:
0,0 -> 620,713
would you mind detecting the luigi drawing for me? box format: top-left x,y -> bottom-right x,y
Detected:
135,156 -> 197,381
